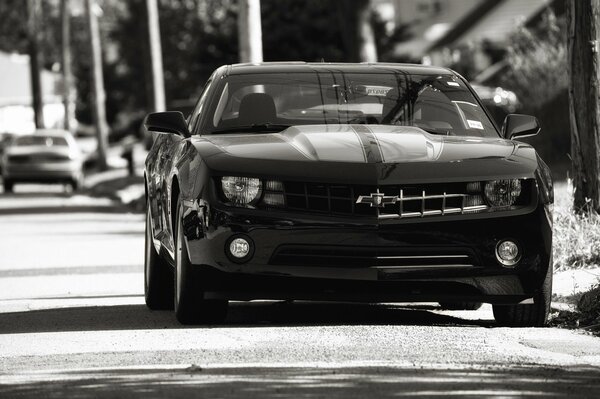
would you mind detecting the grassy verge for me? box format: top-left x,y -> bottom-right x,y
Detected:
553,180 -> 600,271
551,180 -> 600,335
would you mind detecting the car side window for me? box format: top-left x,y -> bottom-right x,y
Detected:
188,79 -> 213,135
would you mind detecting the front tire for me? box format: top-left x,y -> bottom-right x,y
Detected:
144,204 -> 174,310
493,264 -> 553,327
174,199 -> 228,325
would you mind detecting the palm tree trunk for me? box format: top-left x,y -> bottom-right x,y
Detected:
61,0 -> 75,132
146,0 -> 166,112
238,0 -> 263,63
85,0 -> 109,171
27,0 -> 44,129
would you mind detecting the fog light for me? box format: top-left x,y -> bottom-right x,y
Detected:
229,238 -> 250,258
496,240 -> 520,267
226,235 -> 254,264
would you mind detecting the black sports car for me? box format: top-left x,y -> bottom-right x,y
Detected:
144,62 -> 553,326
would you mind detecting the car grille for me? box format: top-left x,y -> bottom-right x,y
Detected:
270,245 -> 478,270
282,181 -> 488,219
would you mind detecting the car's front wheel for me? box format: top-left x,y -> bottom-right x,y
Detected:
174,199 -> 228,325
144,204 -> 174,310
492,264 -> 552,327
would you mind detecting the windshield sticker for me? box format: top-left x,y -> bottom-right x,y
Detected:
467,120 -> 484,130
355,85 -> 392,96
446,81 -> 460,87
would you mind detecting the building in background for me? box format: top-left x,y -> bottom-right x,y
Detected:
373,0 -> 484,61
0,51 -> 66,134
424,0 -> 556,83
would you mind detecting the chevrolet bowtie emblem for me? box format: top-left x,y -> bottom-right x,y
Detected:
356,190 -> 398,208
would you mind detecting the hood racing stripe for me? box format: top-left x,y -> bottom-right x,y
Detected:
352,125 -> 383,163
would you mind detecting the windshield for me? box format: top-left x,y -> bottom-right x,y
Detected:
201,71 -> 498,137
14,135 -> 68,147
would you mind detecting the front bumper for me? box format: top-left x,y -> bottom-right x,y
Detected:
182,201 -> 552,304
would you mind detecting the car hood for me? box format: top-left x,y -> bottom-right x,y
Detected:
191,125 -> 539,184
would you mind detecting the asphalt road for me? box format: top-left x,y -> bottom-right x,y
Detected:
1,186 -> 600,398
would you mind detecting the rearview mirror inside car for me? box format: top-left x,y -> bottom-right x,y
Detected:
502,114 -> 540,140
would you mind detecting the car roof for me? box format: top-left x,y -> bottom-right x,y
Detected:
225,62 -> 454,76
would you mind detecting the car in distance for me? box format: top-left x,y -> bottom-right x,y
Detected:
143,62 -> 553,326
1,129 -> 84,192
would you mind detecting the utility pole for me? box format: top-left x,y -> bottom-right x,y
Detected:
146,0 -> 166,112
61,0 -> 75,132
567,0 -> 600,212
85,0 -> 109,171
26,0 -> 44,129
238,0 -> 263,63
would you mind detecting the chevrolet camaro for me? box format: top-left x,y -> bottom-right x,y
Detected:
143,62 -> 553,326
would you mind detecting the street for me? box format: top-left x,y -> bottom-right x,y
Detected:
1,189 -> 600,398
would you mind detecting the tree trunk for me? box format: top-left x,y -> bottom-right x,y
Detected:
238,0 -> 263,63
60,0 -> 75,133
27,0 -> 44,129
357,0 -> 377,63
85,0 -> 109,171
146,0 -> 166,112
567,0 -> 600,213
336,0 -> 377,62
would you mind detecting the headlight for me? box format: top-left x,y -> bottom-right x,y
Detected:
221,176 -> 262,206
484,179 -> 522,207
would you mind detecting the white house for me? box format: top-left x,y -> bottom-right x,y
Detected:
0,51 -> 65,134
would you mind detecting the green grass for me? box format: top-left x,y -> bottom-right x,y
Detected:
553,180 -> 600,272
551,180 -> 600,334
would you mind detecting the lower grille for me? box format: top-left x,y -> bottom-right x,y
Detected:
270,245 -> 478,269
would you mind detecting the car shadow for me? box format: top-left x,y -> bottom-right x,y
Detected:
2,364 -> 600,398
0,190 -> 131,214
0,300 -> 494,334
0,203 -> 131,215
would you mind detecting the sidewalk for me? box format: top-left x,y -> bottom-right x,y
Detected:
82,142 -> 146,212
84,168 -> 144,211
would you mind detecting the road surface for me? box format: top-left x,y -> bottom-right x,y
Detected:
1,187 -> 600,398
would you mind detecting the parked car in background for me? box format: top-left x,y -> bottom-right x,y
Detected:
0,132 -> 15,175
1,129 -> 84,192
143,62 -> 553,327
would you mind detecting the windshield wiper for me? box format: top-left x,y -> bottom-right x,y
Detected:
417,127 -> 451,136
210,123 -> 291,134
381,123 -> 452,135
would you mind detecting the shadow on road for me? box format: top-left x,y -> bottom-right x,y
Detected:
0,190 -> 133,215
2,364 -> 600,398
0,301 -> 493,334
0,204 -> 131,215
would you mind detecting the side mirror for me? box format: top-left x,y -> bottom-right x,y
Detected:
502,114 -> 540,140
144,111 -> 190,137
